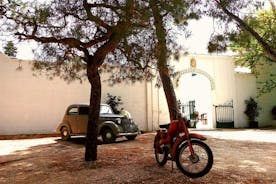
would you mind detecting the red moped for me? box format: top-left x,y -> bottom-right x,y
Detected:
154,111 -> 213,178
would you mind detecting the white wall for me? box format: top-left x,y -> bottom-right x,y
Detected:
234,73 -> 256,127
0,53 -> 147,135
257,91 -> 276,127
101,78 -> 147,131
145,78 -> 170,131
256,61 -> 276,127
0,56 -> 89,134
1,52 -> 269,135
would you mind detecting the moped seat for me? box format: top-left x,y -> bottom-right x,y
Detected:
159,123 -> 170,129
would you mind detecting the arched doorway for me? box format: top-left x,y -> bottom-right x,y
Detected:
174,68 -> 215,129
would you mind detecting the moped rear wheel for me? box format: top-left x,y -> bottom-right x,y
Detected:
154,135 -> 168,166
176,139 -> 213,178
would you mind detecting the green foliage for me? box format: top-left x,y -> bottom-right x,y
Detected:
3,41 -> 17,57
244,97 -> 260,121
105,93 -> 123,114
204,0 -> 275,62
229,9 -> 276,95
207,35 -> 228,53
230,9 -> 276,66
202,0 -> 275,95
257,70 -> 276,96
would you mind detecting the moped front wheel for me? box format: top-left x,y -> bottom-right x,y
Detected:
176,139 -> 213,178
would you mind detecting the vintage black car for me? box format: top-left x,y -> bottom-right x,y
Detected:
56,104 -> 139,143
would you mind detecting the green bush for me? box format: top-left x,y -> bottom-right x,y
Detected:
272,106 -> 276,120
244,97 -> 260,121
105,93 -> 123,114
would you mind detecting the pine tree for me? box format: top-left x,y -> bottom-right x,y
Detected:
4,41 -> 17,57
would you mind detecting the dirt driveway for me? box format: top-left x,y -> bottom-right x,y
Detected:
0,129 -> 276,184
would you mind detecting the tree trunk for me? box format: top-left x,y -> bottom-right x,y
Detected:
159,67 -> 179,120
149,0 -> 179,121
83,1 -> 134,161
268,0 -> 276,11
85,65 -> 101,161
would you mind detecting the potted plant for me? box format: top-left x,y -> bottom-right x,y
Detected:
272,106 -> 276,120
105,93 -> 123,114
244,97 -> 260,128
272,106 -> 276,127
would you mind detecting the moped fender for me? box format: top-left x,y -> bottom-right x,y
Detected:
170,133 -> 207,159
187,133 -> 207,141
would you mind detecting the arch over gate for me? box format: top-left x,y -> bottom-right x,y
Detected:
173,68 -> 215,90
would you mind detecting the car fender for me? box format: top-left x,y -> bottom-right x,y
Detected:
56,122 -> 72,134
99,121 -> 120,136
170,133 -> 207,159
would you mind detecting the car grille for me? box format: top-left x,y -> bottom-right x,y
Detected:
121,118 -> 135,132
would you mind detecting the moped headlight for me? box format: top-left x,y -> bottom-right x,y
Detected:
115,118 -> 121,124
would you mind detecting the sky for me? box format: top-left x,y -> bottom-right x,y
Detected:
180,17 -> 216,55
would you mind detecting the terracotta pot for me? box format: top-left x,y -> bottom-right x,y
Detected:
249,120 -> 258,128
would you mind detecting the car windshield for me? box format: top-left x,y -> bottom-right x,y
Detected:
100,105 -> 113,114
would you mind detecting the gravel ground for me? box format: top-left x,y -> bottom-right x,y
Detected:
0,129 -> 276,184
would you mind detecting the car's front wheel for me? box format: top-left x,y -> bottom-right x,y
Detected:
61,127 -> 71,141
101,128 -> 116,144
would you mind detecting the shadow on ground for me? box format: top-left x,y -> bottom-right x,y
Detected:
0,132 -> 276,184
55,136 -> 130,145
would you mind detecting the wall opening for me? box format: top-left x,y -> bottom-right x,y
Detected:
175,69 -> 214,129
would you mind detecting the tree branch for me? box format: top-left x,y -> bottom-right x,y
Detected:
15,32 -> 109,54
268,0 -> 276,11
88,3 -> 122,15
90,0 -> 134,68
217,1 -> 276,62
82,35 -> 110,48
83,0 -> 111,30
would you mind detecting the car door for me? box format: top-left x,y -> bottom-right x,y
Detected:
67,106 -> 79,133
78,106 -> 89,134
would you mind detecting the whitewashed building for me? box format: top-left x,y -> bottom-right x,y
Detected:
0,52 -> 275,135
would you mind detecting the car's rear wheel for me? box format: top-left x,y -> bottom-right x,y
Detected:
61,127 -> 71,141
126,135 -> 137,140
101,128 -> 115,144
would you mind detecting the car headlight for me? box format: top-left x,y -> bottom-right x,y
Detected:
120,110 -> 132,119
115,118 -> 121,124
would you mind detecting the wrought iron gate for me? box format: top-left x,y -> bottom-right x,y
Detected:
179,100 -> 195,120
215,102 -> 234,128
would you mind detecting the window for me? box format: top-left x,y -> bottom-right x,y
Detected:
68,107 -> 78,115
100,105 -> 113,114
79,106 -> 89,115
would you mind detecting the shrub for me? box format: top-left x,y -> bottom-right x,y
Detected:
244,97 -> 260,121
272,106 -> 276,120
105,93 -> 123,114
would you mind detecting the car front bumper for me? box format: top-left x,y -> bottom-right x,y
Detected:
118,131 -> 140,136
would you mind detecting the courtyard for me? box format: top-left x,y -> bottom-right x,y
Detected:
0,129 -> 276,184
